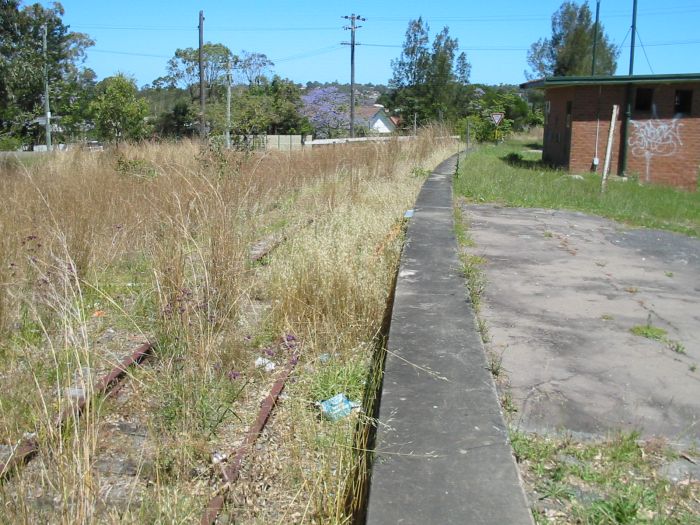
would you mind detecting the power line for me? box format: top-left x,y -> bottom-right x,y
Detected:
368,5 -> 700,23
89,45 -> 346,63
73,24 -> 339,32
90,49 -> 171,58
359,39 -> 700,52
88,37 -> 700,64
70,4 -> 700,34
273,45 -> 344,63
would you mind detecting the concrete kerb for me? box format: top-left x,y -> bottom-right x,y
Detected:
365,153 -> 534,524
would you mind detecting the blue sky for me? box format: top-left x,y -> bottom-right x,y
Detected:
41,0 -> 700,87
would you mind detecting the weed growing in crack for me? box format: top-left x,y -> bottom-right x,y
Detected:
630,324 -> 667,340
630,317 -> 688,356
487,351 -> 504,378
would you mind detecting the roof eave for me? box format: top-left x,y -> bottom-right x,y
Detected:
520,73 -> 700,90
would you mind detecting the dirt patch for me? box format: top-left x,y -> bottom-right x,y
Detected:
462,204 -> 700,446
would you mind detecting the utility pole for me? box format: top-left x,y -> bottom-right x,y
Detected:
628,0 -> 637,76
225,59 -> 232,149
42,24 -> 52,151
198,10 -> 206,140
342,14 -> 365,138
591,0 -> 601,75
619,0 -> 638,175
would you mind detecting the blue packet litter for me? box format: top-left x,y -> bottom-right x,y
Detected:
319,393 -> 359,421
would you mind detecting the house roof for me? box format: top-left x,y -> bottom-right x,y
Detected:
355,106 -> 384,119
520,73 -> 700,90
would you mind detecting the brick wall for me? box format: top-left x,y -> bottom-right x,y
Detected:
569,85 -> 625,176
543,83 -> 700,191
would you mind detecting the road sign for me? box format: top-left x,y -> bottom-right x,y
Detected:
490,112 -> 505,126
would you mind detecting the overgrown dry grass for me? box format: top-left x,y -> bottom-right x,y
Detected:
0,129 -> 458,523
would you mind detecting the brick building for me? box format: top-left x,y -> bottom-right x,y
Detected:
521,74 -> 700,190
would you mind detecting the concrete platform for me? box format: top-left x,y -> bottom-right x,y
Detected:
463,204 -> 700,445
365,155 -> 533,524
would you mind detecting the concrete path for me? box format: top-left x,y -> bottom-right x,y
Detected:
462,204 -> 700,445
366,156 -> 533,524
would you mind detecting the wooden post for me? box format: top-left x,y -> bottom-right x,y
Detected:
601,104 -> 619,193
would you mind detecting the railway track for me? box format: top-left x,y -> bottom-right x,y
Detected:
0,342 -> 153,480
201,350 -> 298,524
1,231 -> 302,522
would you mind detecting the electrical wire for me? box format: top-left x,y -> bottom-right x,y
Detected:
368,5 -> 700,23
73,24 -> 340,32
272,45 -> 344,63
359,38 -> 700,53
88,45 -> 345,65
617,27 -> 632,54
90,49 -> 170,59
635,29 -> 655,74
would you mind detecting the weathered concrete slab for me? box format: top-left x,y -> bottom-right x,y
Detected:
462,204 -> 700,445
366,157 -> 533,524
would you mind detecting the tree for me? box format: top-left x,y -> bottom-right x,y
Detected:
90,74 -> 148,143
0,1 -> 94,143
52,67 -> 97,140
166,43 -> 233,101
266,76 -> 311,134
301,86 -> 350,138
455,52 -> 471,85
390,18 -> 431,88
527,1 -> 618,78
426,27 -> 460,119
202,76 -> 309,136
384,18 -> 470,124
154,100 -> 195,138
237,51 -> 274,86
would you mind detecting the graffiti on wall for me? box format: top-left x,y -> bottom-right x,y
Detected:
629,118 -> 683,182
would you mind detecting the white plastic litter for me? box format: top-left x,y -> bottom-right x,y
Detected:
255,357 -> 276,372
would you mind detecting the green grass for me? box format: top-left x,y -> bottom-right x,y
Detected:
308,357 -> 368,403
511,430 -> 700,524
455,135 -> 700,237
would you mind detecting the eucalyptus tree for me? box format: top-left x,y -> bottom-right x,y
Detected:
527,1 -> 618,78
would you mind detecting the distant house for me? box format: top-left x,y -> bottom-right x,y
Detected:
521,73 -> 700,190
355,105 -> 396,134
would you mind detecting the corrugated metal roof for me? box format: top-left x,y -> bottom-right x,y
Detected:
520,73 -> 700,90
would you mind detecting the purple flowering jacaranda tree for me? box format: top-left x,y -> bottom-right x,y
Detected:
301,87 -> 350,139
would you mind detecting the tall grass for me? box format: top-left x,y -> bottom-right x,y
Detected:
0,127 -> 458,523
455,132 -> 700,237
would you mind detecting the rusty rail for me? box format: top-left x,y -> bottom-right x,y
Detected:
0,341 -> 153,480
201,352 -> 298,525
249,219 -> 314,263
